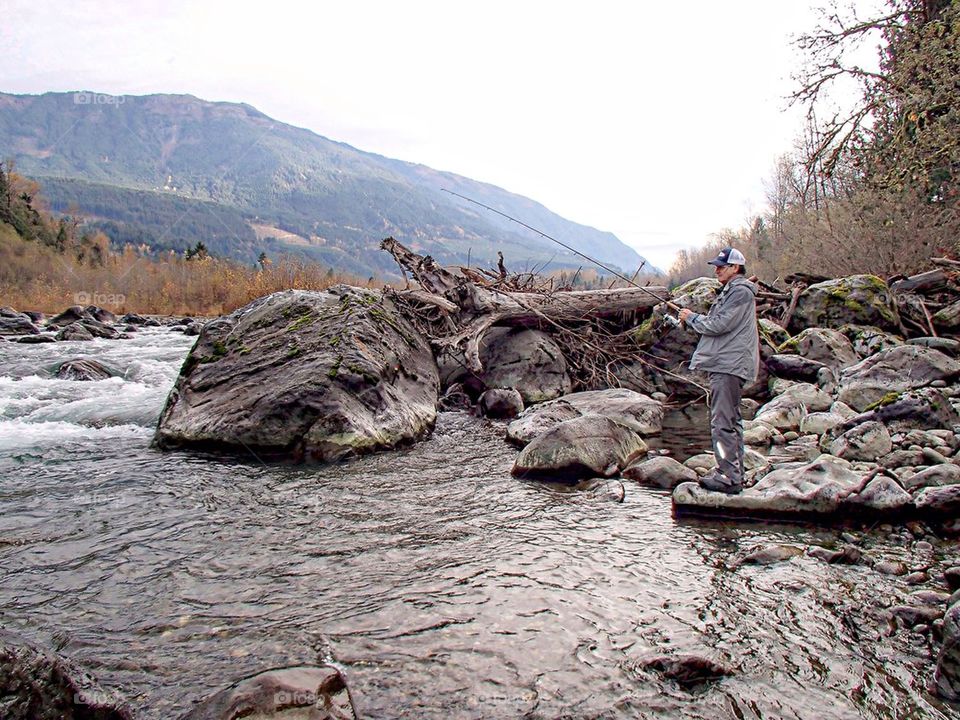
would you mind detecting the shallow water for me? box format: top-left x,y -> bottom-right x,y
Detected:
1,329 -> 958,719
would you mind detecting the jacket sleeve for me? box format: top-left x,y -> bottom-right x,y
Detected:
688,285 -> 754,336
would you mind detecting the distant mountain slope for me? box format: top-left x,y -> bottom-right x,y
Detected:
0,91 -> 658,277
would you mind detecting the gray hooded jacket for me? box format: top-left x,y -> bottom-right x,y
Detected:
687,275 -> 760,382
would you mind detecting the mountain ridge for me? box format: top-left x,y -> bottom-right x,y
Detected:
0,91 -> 660,277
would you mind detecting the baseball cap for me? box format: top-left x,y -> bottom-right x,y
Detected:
707,248 -> 747,267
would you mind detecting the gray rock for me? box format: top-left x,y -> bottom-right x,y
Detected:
55,322 -> 94,341
890,605 -> 943,627
180,665 -> 356,720
154,287 -> 439,462
622,456 -> 697,489
673,454 -> 862,517
781,327 -> 860,370
842,388 -> 960,434
635,653 -> 734,687
121,313 -> 147,325
837,346 -> 960,412
935,604 -> 960,700
739,544 -> 804,565
0,629 -> 132,719
839,324 -> 904,357
829,421 -> 892,462
511,415 -> 648,482
879,449 -> 927,470
0,311 -> 40,336
915,485 -> 960,516
478,388 -> 524,419
740,397 -> 760,421
788,275 -> 900,333
843,475 -> 912,512
85,305 -> 116,324
506,388 -> 662,446
764,354 -> 831,384
759,318 -> 791,347
48,305 -> 93,326
55,359 -> 114,381
807,545 -> 863,564
830,401 -> 858,419
874,560 -> 908,575
17,334 -> 56,344
753,395 -> 805,432
800,411 -> 844,436
743,421 -> 778,446
908,336 -> 960,357
440,327 -> 570,404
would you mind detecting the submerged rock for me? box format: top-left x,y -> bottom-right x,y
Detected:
55,359 -> 114,381
636,653 -> 735,687
0,629 -> 132,720
154,287 -> 439,462
511,415 -> 647,482
180,665 -> 356,720
478,388 -> 524,419
506,388 -> 662,446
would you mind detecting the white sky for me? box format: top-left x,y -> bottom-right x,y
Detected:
1,0 -> 878,271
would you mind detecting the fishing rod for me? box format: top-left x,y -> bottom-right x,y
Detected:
441,188 -> 683,319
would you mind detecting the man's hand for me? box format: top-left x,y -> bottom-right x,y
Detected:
678,308 -> 694,324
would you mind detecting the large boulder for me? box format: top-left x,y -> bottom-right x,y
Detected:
837,345 -> 960,411
154,287 -> 439,462
439,327 -> 570,404
788,275 -> 900,333
0,630 -> 132,720
673,454 -> 912,519
779,328 -> 860,371
511,415 -> 647,482
506,388 -> 663,446
0,308 -> 40,336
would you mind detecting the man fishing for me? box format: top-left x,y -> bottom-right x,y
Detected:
678,248 -> 759,495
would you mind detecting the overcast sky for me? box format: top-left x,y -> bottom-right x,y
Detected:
2,0 -> 879,271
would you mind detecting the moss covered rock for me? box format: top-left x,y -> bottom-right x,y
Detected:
789,275 -> 900,333
154,286 -> 439,462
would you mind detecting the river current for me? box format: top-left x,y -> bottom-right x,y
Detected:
1,328 -> 958,719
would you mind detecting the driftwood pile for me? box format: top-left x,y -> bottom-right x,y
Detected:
381,237 -> 668,391
381,237 -> 960,396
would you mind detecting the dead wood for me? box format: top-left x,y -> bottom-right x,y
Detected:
381,236 -> 671,389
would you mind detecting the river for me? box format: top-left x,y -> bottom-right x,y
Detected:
0,328 -> 956,719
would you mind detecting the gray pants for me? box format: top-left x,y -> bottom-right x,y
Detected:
709,372 -> 745,484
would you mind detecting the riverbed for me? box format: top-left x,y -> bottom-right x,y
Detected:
0,328 -> 956,719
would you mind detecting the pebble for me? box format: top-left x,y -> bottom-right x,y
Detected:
874,560 -> 908,576
945,568 -> 960,593
916,541 -> 934,552
904,571 -> 929,585
840,532 -> 860,544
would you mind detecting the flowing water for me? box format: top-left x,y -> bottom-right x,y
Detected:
1,329 -> 958,719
